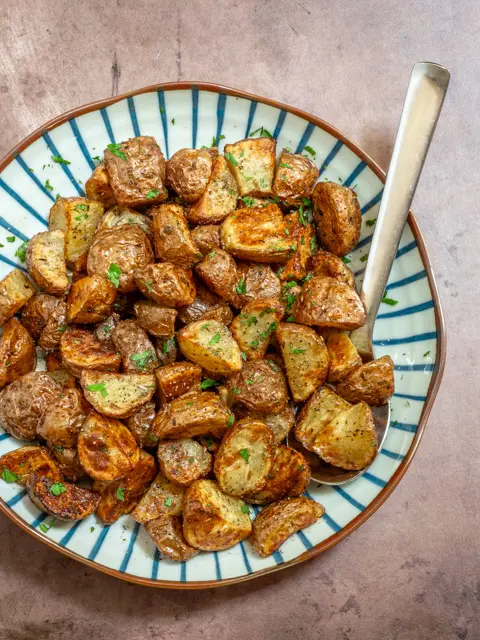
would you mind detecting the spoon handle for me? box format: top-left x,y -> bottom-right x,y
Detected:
351,62 -> 450,358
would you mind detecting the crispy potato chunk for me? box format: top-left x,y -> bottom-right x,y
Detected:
177,320 -> 242,374
187,156 -> 238,224
214,419 -> 274,497
0,445 -> 62,484
191,225 -> 220,255
26,474 -> 100,521
78,411 -> 140,481
224,138 -> 276,197
38,301 -> 68,352
60,327 -> 121,378
155,337 -> 178,367
0,372 -> 61,440
111,320 -> 158,374
152,204 -> 200,268
135,262 -> 196,307
0,268 -> 35,328
155,362 -> 202,404
195,248 -> 241,307
93,450 -> 157,524
152,391 -> 232,440
311,250 -> 356,289
95,312 -> 121,344
157,438 -> 212,487
236,263 -> 282,305
230,299 -> 283,360
183,479 -> 252,551
133,301 -> 177,338
131,473 -> 185,523
177,282 -> 221,324
87,225 -> 154,293
21,293 -> 60,340
295,276 -> 365,329
272,151 -> 319,207
326,332 -> 362,383
104,135 -> 168,207
80,371 -> 156,419
98,205 -> 153,237
166,148 -> 216,203
66,275 -> 116,323
37,388 -> 88,447
295,386 -> 351,451
146,515 -> 198,562
233,403 -> 295,444
126,402 -> 157,448
279,212 -> 315,282
44,352 -> 76,389
312,182 -> 361,256
0,318 -> 36,389
49,197 -> 104,265
335,355 -> 394,406
85,163 -> 116,208
226,359 -> 288,415
26,231 -> 69,296
251,497 -> 324,557
48,444 -> 85,481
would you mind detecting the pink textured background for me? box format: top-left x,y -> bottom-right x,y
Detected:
0,1 -> 478,639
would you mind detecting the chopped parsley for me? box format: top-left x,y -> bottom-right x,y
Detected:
423,351 -> 431,357
201,378 -> 218,389
209,332 -> 221,345
1,468 -> 19,483
15,241 -> 28,262
116,487 -> 125,501
366,218 -> 377,227
107,143 -> 127,160
279,162 -> 293,169
239,448 -> 250,463
342,256 -> 351,264
224,152 -> 238,167
381,291 -> 399,306
231,386 -> 240,395
85,382 -> 108,398
241,196 -> 257,206
6,237 -> 15,243
226,414 -> 235,427
50,482 -> 66,496
290,346 -> 306,355
51,155 -> 70,165
188,457 -> 195,463
164,496 -> 173,507
39,518 -> 56,534
236,278 -> 247,294
249,126 -> 273,138
149,433 -> 159,444
146,189 -> 159,199
107,263 -> 122,288
241,352 -> 247,361
92,155 -> 101,162
163,338 -> 176,353
211,134 -> 225,147
130,350 -> 155,369
75,203 -> 89,213
241,504 -> 250,514
75,214 -> 88,222
304,145 -> 316,157
241,313 -> 257,327
171,118 -> 175,125
250,339 -> 259,348
267,360 -> 279,372
310,236 -> 318,254
360,254 -> 369,262
208,250 -> 216,258
145,280 -> 153,293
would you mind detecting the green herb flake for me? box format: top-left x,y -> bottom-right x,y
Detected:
1,468 -> 19,483
51,155 -> 71,165
211,134 -> 225,147
225,152 -> 238,167
236,278 -> 247,295
290,346 -> 306,355
200,378 -> 218,390
208,250 -> 216,258
146,189 -> 159,199
360,254 -> 369,262
239,448 -> 250,463
304,145 -> 316,157
6,237 -> 15,243
241,352 -> 247,362
310,236 -> 318,254
231,386 -> 240,395
107,263 -> 122,288
279,162 -> 293,169
145,280 -> 153,293
85,382 -> 108,398
164,496 -> 173,507
227,414 -> 235,427
148,433 -> 159,444
209,332 -> 221,345
250,339 -> 259,348
50,482 -> 66,496
107,143 -> 127,160
267,360 -> 279,372
15,241 -> 28,262
286,315 -> 295,322
366,218 -> 377,227
381,291 -> 399,306
241,196 -> 256,207
39,518 -> 56,534
171,118 -> 175,125
241,504 -> 250,514
130,350 -> 155,369
342,256 -> 351,264
423,351 -> 431,357
92,156 -> 101,162
114,487 -> 125,501
249,126 -> 273,138
75,204 -> 89,213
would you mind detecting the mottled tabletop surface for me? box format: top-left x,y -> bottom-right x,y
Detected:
0,1 -> 479,639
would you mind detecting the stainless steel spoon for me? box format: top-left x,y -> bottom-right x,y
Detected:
288,61 -> 450,486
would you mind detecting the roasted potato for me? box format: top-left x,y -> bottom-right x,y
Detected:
311,250 -> 356,289
312,181 -> 361,256
230,299 -> 283,360
187,156 -> 238,224
66,275 -> 116,323
126,402 -> 157,448
37,388 -> 88,447
295,276 -> 365,329
195,248 -> 241,307
214,419 -> 274,497
49,197 -> 104,265
87,225 -> 154,293
26,473 -> 100,521
146,515 -> 198,562
152,391 -> 232,440
199,303 -> 234,325
111,320 -> 158,374
0,268 -> 35,328
93,450 -> 157,524
151,204 -> 200,268
251,497 -> 324,557
38,301 -> 68,352
78,411 -> 140,480
335,355 -> 395,406
94,312 -> 120,345
104,135 -> 168,207
72,251 -> 88,280
226,359 -> 288,414
21,293 -> 60,340
133,301 -> 177,338
0,318 -> 36,388
224,137 -> 276,197
135,262 -> 196,307
191,225 -> 220,255
44,352 -> 77,389
236,262 -> 282,305
157,438 -> 212,487
177,320 -> 242,374
295,386 -> 351,451
272,150 -> 319,207
155,336 -> 178,366
326,332 -> 362,383
98,205 -> 153,236
131,473 -> 185,523
0,445 -> 62,484
279,212 -> 315,282
48,444 -> 86,481
60,327 -> 121,378
85,162 -> 116,208
233,403 -> 295,444
0,372 -> 61,440
166,147 -> 216,203
80,371 -> 156,418
155,362 -> 202,404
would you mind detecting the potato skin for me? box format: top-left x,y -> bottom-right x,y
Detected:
226,359 -> 288,415
233,403 -> 295,444
38,301 -> 68,352
312,181 -> 361,256
177,319 -> 242,374
157,438 -> 212,487
272,150 -> 319,208
60,327 -> 121,378
111,320 -> 158,374
279,212 -> 315,282
166,148 -> 215,203
0,445 -> 63,484
133,301 -> 177,338
0,269 -> 36,328
48,444 -> 86,481
195,248 -> 241,307
0,318 -> 36,389
295,276 -> 366,329
95,312 -> 121,344
224,138 -> 276,197
85,163 -> 116,208
126,402 -> 157,448
21,293 -> 60,340
251,497 -> 324,557
335,355 -> 394,406
326,332 -> 362,383
311,250 -> 356,289
146,516 -> 198,562
294,386 -> 351,451
187,156 -> 238,224
26,230 -> 69,296
230,299 -> 283,361
26,473 -> 100,521
131,473 -> 185,523
236,263 -> 282,305
155,362 -> 202,404
37,388 -> 88,447
98,205 -> 153,237
151,204 -> 201,268
191,225 -> 220,255
155,337 -> 178,367
135,262 -> 196,307
66,275 -> 117,323
80,371 -> 156,419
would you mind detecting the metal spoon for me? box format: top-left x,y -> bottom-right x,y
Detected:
288,61 -> 450,486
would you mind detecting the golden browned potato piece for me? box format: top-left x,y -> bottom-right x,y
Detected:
25,230 -> 68,296
44,352 -> 77,389
233,403 -> 295,444
152,391 -> 232,440
214,419 -> 274,497
87,225 -> 154,293
226,359 -> 288,415
230,299 -> 283,360
187,156 -> 238,224
272,150 -> 319,207
66,275 -> 116,323
0,445 -> 62,484
191,225 -> 220,255
104,135 -> 168,207
335,355 -> 394,406
166,148 -> 216,203
311,250 -> 356,289
72,251 -> 88,281
244,445 -> 310,504
133,301 -> 177,338
151,204 -> 201,268
295,276 -> 365,329
131,473 -> 185,523
295,386 -> 351,451
197,434 -> 220,454
155,336 -> 178,367
183,479 -> 251,551
95,312 -> 121,344
37,388 -> 88,447
224,137 -> 276,197
195,248 -> 241,307
326,332 -> 362,383
48,444 -> 86,481
38,301 -> 68,352
177,320 -> 242,374
236,262 -> 282,305
176,281 -> 221,324
146,515 -> 199,562
26,473 -> 100,521
85,162 -> 116,208
312,181 -> 361,256
135,262 -> 196,307
60,327 -> 121,378
0,318 -> 36,389
220,204 -> 292,263
21,293 -> 60,340
80,371 -> 156,419
199,304 -> 234,325
279,211 -> 315,282
78,411 -> 140,481
2,273 -> 35,337
49,197 -> 105,265
93,450 -> 157,524
157,438 -> 212,487
251,496 -> 324,557
126,402 -> 157,448
111,320 -> 158,374
0,372 -> 61,440
98,205 -> 153,237
155,362 -> 202,404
